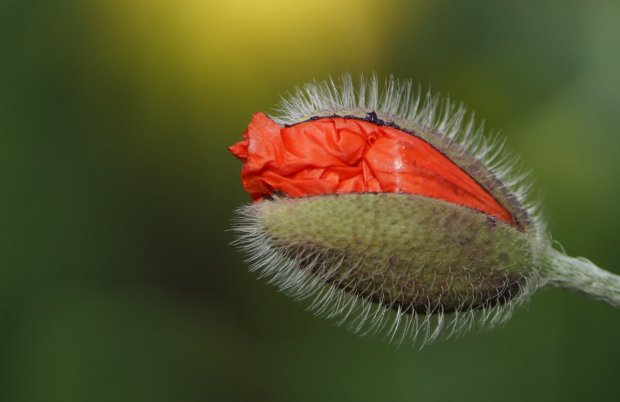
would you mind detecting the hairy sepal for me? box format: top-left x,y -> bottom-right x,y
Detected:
232,193 -> 542,346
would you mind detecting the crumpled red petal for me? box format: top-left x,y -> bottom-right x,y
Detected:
229,112 -> 513,224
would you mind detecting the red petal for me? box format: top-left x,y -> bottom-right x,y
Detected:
230,113 -> 514,225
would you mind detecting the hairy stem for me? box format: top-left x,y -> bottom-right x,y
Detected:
545,248 -> 620,308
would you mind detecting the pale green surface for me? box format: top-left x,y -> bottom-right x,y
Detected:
1,1 -> 620,401
261,193 -> 534,311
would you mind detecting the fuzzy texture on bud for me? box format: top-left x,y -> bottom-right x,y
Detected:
229,74 -> 619,346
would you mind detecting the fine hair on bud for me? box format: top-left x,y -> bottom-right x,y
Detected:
229,73 -> 620,347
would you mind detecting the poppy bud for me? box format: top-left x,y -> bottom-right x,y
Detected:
229,74 -> 619,345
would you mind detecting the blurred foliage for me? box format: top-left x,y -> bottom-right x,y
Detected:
1,0 -> 619,401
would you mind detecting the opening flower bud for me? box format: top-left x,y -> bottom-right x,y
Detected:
229,74 -> 620,345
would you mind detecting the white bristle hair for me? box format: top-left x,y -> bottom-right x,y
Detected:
231,74 -> 620,345
232,201 -> 540,348
272,73 -> 545,237
232,73 -> 549,347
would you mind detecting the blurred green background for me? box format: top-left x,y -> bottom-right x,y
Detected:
1,1 -> 619,401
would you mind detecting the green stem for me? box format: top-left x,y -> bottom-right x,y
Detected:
545,248 -> 620,309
